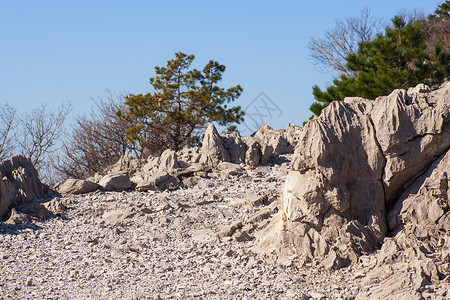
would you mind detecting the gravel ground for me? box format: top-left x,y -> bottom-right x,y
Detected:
0,158 -> 362,299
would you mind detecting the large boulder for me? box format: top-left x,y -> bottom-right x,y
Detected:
0,155 -> 46,219
253,82 -> 450,266
388,148 -> 450,238
355,148 -> 450,298
134,172 -> 178,191
253,124 -> 293,156
99,172 -> 133,191
103,155 -> 143,176
58,179 -> 101,195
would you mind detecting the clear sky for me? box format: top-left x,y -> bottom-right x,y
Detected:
0,0 -> 442,135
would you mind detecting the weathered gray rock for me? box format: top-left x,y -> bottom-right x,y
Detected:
388,148 -> 450,233
134,172 -> 178,191
104,155 -> 143,176
199,124 -> 230,167
99,172 -> 133,191
177,146 -> 201,166
58,179 -> 101,195
0,155 -> 46,219
253,124 -> 292,156
372,83 -> 450,205
158,149 -> 180,172
217,162 -> 243,177
245,139 -> 262,167
199,123 -> 299,169
5,208 -> 31,224
254,82 -> 450,267
222,132 -> 247,164
43,197 -> 67,215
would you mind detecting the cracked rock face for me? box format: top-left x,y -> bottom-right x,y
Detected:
255,82 -> 450,266
0,156 -> 46,219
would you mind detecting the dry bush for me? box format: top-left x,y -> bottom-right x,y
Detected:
0,103 -> 17,161
308,8 -> 383,77
56,92 -> 143,179
17,103 -> 72,185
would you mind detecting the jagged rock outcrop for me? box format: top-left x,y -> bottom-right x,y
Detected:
199,123 -> 301,168
0,155 -> 46,219
253,82 -> 450,272
199,124 -> 230,167
356,148 -> 450,299
59,122 -> 301,195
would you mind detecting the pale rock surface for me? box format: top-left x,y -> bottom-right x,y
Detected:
221,132 -> 248,164
0,155 -> 46,219
216,162 -> 243,177
134,171 -> 178,191
157,149 -> 180,172
199,123 -> 300,169
103,155 -> 142,176
199,123 -> 230,167
254,82 -> 450,273
3,83 -> 449,299
98,172 -> 133,191
57,179 -> 101,195
2,155 -> 370,299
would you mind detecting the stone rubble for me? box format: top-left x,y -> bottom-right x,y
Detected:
0,155 -> 48,219
1,155 -> 371,299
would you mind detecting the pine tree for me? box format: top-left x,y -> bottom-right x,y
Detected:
310,9 -> 450,117
122,52 -> 244,154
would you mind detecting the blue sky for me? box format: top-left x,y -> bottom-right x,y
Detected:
0,1 -> 441,135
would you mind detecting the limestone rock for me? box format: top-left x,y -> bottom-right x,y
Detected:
254,82 -> 450,267
103,155 -> 143,176
388,148 -> 450,236
43,197 -> 67,215
217,162 -> 243,177
5,208 -> 31,224
372,83 -> 450,205
0,155 -> 46,219
134,172 -> 178,191
199,124 -> 230,167
253,124 -> 292,155
245,139 -> 262,167
58,179 -> 101,195
199,123 -> 298,169
99,172 -> 133,191
222,132 -> 247,164
158,149 -> 180,172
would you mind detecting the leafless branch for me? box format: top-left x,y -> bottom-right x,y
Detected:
308,8 -> 383,76
0,103 -> 17,161
55,92 -> 144,179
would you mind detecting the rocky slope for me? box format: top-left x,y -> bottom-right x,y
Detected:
253,82 -> 450,299
1,82 -> 449,299
1,157 -> 367,299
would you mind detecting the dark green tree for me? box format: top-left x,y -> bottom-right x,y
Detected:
428,1 -> 450,21
310,11 -> 450,117
123,52 -> 244,154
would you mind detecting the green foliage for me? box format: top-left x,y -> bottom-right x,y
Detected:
429,1 -> 450,20
124,52 -> 244,154
310,9 -> 450,117
223,125 -> 239,134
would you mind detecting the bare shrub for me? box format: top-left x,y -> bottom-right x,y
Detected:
0,103 -> 17,161
16,102 -> 72,184
56,92 -> 142,179
308,8 -> 383,77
